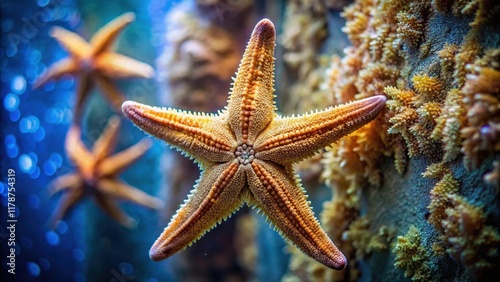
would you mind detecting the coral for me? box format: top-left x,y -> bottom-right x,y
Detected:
396,2 -> 429,47
386,78 -> 443,157
427,172 -> 459,232
442,195 -> 500,276
461,62 -> 500,171
437,43 -> 459,73
342,217 -> 395,259
431,89 -> 467,162
393,225 -> 434,282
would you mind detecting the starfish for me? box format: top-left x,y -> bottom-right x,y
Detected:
122,19 -> 387,270
49,116 -> 162,228
33,12 -> 154,122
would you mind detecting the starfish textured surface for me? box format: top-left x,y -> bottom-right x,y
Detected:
33,12 -> 154,122
122,19 -> 386,270
49,116 -> 162,228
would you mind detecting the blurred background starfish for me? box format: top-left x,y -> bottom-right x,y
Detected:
33,12 -> 155,122
49,116 -> 162,228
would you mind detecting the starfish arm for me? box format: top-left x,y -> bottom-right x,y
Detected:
49,187 -> 85,229
49,172 -> 81,195
94,52 -> 155,79
254,95 -> 387,164
73,73 -> 94,123
247,159 -> 347,270
32,58 -> 78,89
97,179 -> 162,209
150,160 -> 245,261
91,116 -> 120,161
93,192 -> 136,228
97,138 -> 152,177
49,26 -> 92,60
65,125 -> 94,173
226,19 -> 276,144
122,101 -> 236,163
90,12 -> 135,55
94,74 -> 126,111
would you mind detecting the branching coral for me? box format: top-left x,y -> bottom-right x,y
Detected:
393,225 -> 434,282
431,89 -> 467,162
385,74 -> 444,157
426,172 -> 460,233
342,217 -> 395,259
396,2 -> 429,47
442,195 -> 500,276
461,60 -> 500,172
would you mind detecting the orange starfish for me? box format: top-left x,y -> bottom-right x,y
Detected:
122,19 -> 387,269
49,116 -> 162,228
33,12 -> 154,122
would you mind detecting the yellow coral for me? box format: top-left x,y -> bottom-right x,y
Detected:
342,217 -> 395,259
421,162 -> 448,178
437,43 -> 459,73
431,89 -> 467,161
396,5 -> 426,47
461,64 -> 500,171
393,225 -> 434,282
427,173 -> 459,232
412,74 -> 444,101
442,195 -> 500,275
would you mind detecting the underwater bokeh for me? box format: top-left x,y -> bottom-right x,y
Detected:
1,0 -> 500,282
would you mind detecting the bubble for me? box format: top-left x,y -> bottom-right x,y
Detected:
56,221 -> 68,234
43,160 -> 57,176
19,154 -> 35,173
49,153 -> 63,167
4,93 -> 19,111
19,115 -> 40,133
30,166 -> 41,179
45,107 -> 64,124
28,194 -> 41,208
33,126 -> 46,142
73,249 -> 85,262
26,64 -> 39,82
37,0 -> 50,7
27,262 -> 41,277
5,134 -> 16,148
29,152 -> 38,164
11,75 -> 26,94
45,231 -> 60,246
7,145 -> 19,158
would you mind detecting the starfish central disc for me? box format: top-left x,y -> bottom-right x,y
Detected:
234,143 -> 255,165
